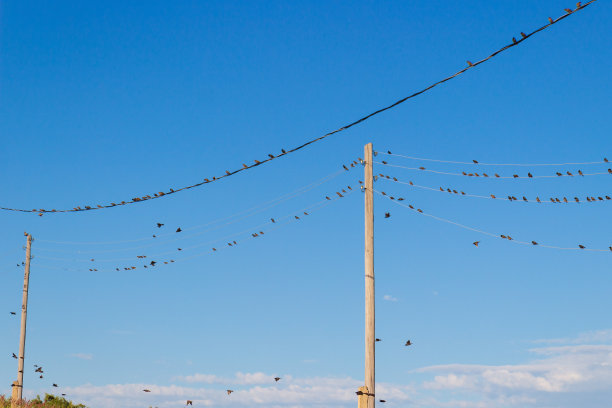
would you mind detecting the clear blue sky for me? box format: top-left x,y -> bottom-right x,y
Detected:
2,1 -> 612,407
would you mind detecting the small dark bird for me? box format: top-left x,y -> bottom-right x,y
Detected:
605,158 -> 609,163
608,169 -> 612,174
150,261 -> 156,266
343,165 -> 348,171
39,375 -> 43,379
419,167 -> 425,170
270,218 -> 275,223
483,173 -> 489,177
520,32 -> 527,38
380,400 -> 386,403
513,174 -> 519,178
532,241 -> 538,245
227,390 -> 233,395
467,61 -> 474,67
578,170 -> 584,176
473,241 -> 479,247
156,223 -> 164,228
548,17 -> 554,23
10,312 -> 16,315
405,340 -> 412,346
385,213 -> 390,218
35,367 -> 43,373
579,245 -> 586,249
523,197 -> 528,202
375,338 -> 381,342
274,377 -> 281,382
281,149 -> 287,154
536,197 -> 541,203
186,401 -> 193,406
53,384 -> 58,387
556,172 -> 562,176
178,248 -> 182,251
176,227 -> 182,232
528,173 -> 533,178
143,389 -> 151,393
12,353 -> 18,359
512,37 -> 517,44
473,159 -> 478,164
491,194 -> 496,199
567,171 -> 573,176
564,8 -> 573,13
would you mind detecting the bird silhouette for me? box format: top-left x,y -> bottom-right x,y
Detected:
10,312 -> 16,315
156,223 -> 164,228
375,338 -> 381,342
274,377 -> 281,382
548,17 -> 554,23
467,61 -> 474,67
176,227 -> 182,233
520,32 -> 527,38
53,384 -> 58,387
186,401 -> 193,406
473,241 -> 479,247
532,241 -> 538,245
143,389 -> 151,392
578,170 -> 584,176
12,353 -> 17,359
605,158 -> 609,163
380,400 -> 386,403
528,173 -> 533,178
405,340 -> 412,346
564,8 -> 573,13
227,390 -> 233,395
579,245 -> 586,249
512,37 -> 517,44
385,213 -> 390,218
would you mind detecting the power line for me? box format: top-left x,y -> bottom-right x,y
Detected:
37,165 -> 355,247
0,1 -> 596,215
376,151 -> 609,167
374,189 -> 612,252
375,161 -> 612,179
36,184 -> 358,271
378,173 -> 612,204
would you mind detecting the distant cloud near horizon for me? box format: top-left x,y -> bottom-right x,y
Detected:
383,294 -> 398,302
70,353 -> 93,360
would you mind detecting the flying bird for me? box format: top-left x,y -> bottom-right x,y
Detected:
176,227 -> 182,233
10,312 -> 16,315
473,241 -> 479,247
53,384 -> 58,387
528,173 -> 533,178
405,340 -> 412,346
385,213 -> 390,218
380,400 -> 386,403
375,338 -> 381,342
274,377 -> 281,382
156,223 -> 164,228
12,353 -> 17,359
227,390 -> 233,395
579,245 -> 586,249
143,389 -> 151,393
532,241 -> 538,245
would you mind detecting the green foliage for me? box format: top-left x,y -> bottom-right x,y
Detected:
0,394 -> 87,408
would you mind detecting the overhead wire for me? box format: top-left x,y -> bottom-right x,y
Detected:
377,173 -> 612,204
36,161 -> 359,248
0,1 -> 597,215
35,183 -> 358,270
374,189 -> 612,252
376,150 -> 609,167
374,161 -> 612,179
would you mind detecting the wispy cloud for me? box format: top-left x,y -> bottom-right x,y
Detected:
70,353 -> 93,360
383,294 -> 398,302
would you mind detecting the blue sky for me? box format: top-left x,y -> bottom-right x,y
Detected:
2,1 -> 612,407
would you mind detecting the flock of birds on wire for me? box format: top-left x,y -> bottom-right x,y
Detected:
3,3 -> 601,406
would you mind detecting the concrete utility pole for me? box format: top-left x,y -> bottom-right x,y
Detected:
364,143 -> 375,408
15,232 -> 33,403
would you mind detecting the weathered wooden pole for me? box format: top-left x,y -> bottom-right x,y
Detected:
364,143 -> 375,407
16,233 -> 33,402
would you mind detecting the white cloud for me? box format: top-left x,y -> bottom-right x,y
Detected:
383,294 -> 398,302
70,353 -> 93,360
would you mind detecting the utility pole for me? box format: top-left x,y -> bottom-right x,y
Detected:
364,143 -> 375,408
15,232 -> 32,404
